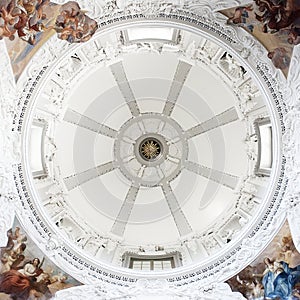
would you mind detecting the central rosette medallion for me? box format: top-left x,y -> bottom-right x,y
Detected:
114,113 -> 188,187
139,138 -> 162,161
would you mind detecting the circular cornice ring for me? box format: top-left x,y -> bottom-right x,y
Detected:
14,7 -> 288,287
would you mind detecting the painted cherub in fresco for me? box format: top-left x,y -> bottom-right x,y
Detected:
0,2 -> 18,40
287,26 -> 300,45
43,272 -> 72,296
55,1 -> 98,43
0,229 -> 14,255
254,0 -> 300,32
267,47 -> 290,70
276,235 -> 300,268
17,0 -> 49,44
236,274 -> 264,299
227,5 -> 254,25
226,5 -> 255,32
0,0 -> 49,44
0,227 -> 29,274
0,0 -> 98,44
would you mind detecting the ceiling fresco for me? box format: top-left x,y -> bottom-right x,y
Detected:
0,219 -> 81,300
221,0 -> 300,76
1,0 -> 97,79
2,0 -> 299,79
0,0 -> 97,44
0,0 -> 299,299
227,221 -> 300,300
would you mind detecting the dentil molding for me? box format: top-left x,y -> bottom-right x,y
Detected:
0,0 -> 292,292
49,0 -> 255,20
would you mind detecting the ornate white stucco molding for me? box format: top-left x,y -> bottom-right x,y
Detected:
284,45 -> 300,250
0,41 -> 21,247
1,0 -> 288,290
184,0 -> 254,17
0,1 -> 293,294
54,280 -> 246,300
49,0 -> 253,20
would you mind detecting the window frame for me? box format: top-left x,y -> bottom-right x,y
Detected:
30,119 -> 48,179
121,27 -> 180,45
254,117 -> 273,177
123,251 -> 182,270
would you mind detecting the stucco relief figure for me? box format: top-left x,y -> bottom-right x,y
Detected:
237,81 -> 259,115
44,193 -> 64,217
55,216 -> 87,246
55,1 -> 98,43
219,52 -> 244,80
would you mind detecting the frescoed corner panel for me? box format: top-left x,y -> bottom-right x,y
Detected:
4,2 -> 60,81
2,0 -> 98,81
0,218 -> 82,300
227,221 -> 300,299
220,0 -> 300,77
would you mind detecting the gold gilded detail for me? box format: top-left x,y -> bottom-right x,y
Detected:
141,140 -> 161,160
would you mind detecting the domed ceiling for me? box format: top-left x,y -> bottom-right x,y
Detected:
28,25 -> 271,262
21,14 -> 285,276
2,0 -> 300,298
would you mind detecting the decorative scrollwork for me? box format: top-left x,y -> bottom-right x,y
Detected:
0,41 -> 20,246
0,1 -> 289,290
